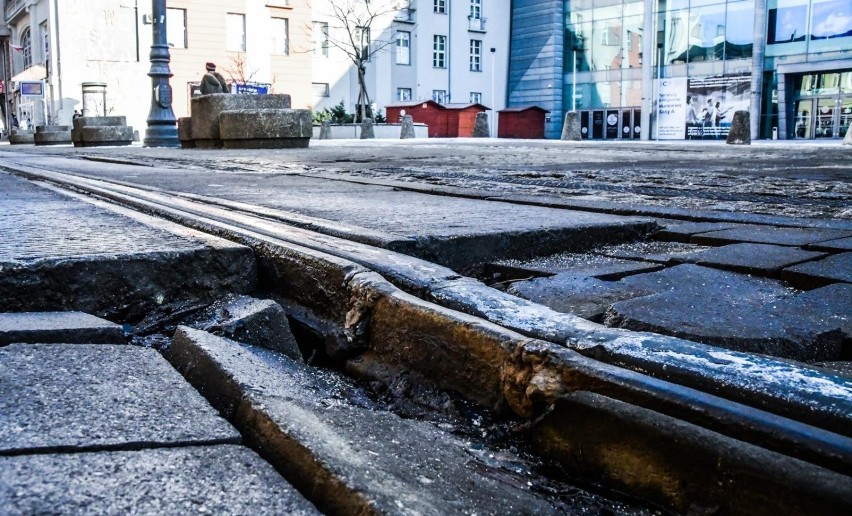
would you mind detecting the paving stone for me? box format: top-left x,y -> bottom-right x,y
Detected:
769,283 -> 851,345
674,243 -> 826,277
596,241 -> 708,264
605,265 -> 844,360
691,225 -> 852,247
0,445 -> 317,515
783,253 -> 852,289
0,311 -> 124,346
167,327 -> 562,515
508,273 -> 653,320
0,344 -> 239,454
807,236 -> 852,253
186,294 -> 302,361
654,221 -> 742,242
0,173 -> 256,321
487,254 -> 662,282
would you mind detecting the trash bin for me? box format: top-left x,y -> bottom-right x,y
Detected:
81,82 -> 108,117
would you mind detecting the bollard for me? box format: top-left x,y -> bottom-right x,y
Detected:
472,112 -> 489,137
726,111 -> 751,145
400,115 -> 415,139
360,118 -> 375,139
561,112 -> 582,141
319,120 -> 332,140
772,127 -> 778,140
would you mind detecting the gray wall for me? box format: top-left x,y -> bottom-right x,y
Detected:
508,0 -> 564,139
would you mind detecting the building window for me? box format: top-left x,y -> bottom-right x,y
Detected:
396,31 -> 410,65
470,92 -> 482,103
432,89 -> 447,104
313,21 -> 329,57
227,13 -> 246,52
271,17 -> 289,54
433,35 -> 446,68
167,8 -> 187,49
397,88 -> 412,101
470,0 -> 482,19
434,0 -> 446,14
470,39 -> 482,71
312,82 -> 330,97
355,26 -> 370,61
20,28 -> 32,69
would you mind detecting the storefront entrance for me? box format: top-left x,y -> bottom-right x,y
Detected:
579,108 -> 641,140
794,96 -> 852,139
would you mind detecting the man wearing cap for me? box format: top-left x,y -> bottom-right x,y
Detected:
200,62 -> 229,94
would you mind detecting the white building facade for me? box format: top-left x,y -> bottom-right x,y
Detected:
310,0 -> 510,121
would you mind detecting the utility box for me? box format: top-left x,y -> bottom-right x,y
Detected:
385,100 -> 445,137
498,106 -> 550,139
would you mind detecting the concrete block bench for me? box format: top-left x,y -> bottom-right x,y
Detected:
178,117 -> 194,148
9,129 -> 34,145
219,109 -> 312,149
34,125 -> 72,146
72,116 -> 133,147
190,94 -> 292,148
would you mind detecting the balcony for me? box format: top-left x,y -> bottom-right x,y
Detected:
4,0 -> 26,22
394,6 -> 416,24
468,16 -> 486,32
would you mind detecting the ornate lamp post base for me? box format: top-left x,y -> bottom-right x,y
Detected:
144,0 -> 180,148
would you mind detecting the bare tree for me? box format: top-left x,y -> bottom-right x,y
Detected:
315,0 -> 403,121
223,53 -> 258,89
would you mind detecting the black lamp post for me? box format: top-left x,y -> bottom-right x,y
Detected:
143,0 -> 179,147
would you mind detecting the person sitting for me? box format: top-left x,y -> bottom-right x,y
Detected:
200,62 -> 229,95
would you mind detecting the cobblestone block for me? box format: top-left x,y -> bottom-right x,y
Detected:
691,225 -> 852,247
0,311 -> 124,346
219,109 -> 312,149
654,221 -> 742,242
807,236 -> 852,253
190,93 -> 292,144
0,344 -> 239,454
0,445 -> 317,515
674,242 -> 827,277
783,252 -> 852,289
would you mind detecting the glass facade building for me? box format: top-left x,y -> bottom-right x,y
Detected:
508,0 -> 852,139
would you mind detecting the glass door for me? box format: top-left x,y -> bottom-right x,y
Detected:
793,99 -> 812,139
840,97 -> 852,139
814,98 -> 835,138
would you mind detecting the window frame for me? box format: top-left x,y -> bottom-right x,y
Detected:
312,82 -> 330,97
397,87 -> 412,101
432,89 -> 447,104
271,17 -> 290,55
470,0 -> 482,20
20,27 -> 32,69
226,12 -> 246,52
167,8 -> 187,49
433,35 -> 446,68
470,91 -> 482,103
355,26 -> 371,62
313,21 -> 329,57
470,39 -> 482,71
434,0 -> 446,14
396,31 -> 411,65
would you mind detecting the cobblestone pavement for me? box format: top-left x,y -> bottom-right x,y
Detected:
7,139 -> 849,220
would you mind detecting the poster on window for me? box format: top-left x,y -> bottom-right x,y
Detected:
685,74 -> 751,140
657,77 -> 687,140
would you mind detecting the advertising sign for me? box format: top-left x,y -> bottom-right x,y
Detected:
685,74 -> 751,140
234,83 -> 270,95
20,81 -> 44,97
657,77 -> 687,140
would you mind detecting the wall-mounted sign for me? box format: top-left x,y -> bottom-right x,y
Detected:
20,81 -> 44,97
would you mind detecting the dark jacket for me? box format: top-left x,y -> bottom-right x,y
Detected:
200,71 -> 229,94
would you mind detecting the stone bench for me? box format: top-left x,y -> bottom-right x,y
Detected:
72,116 -> 133,147
34,125 -> 72,146
190,94 -> 292,148
219,109 -> 312,149
9,129 -> 34,145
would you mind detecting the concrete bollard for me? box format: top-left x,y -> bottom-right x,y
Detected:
726,111 -> 751,145
561,112 -> 582,141
843,124 -> 852,146
400,115 -> 415,139
473,112 -> 489,137
319,121 -> 332,140
360,118 -> 375,139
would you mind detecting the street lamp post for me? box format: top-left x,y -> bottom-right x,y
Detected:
490,47 -> 496,137
143,0 -> 179,147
